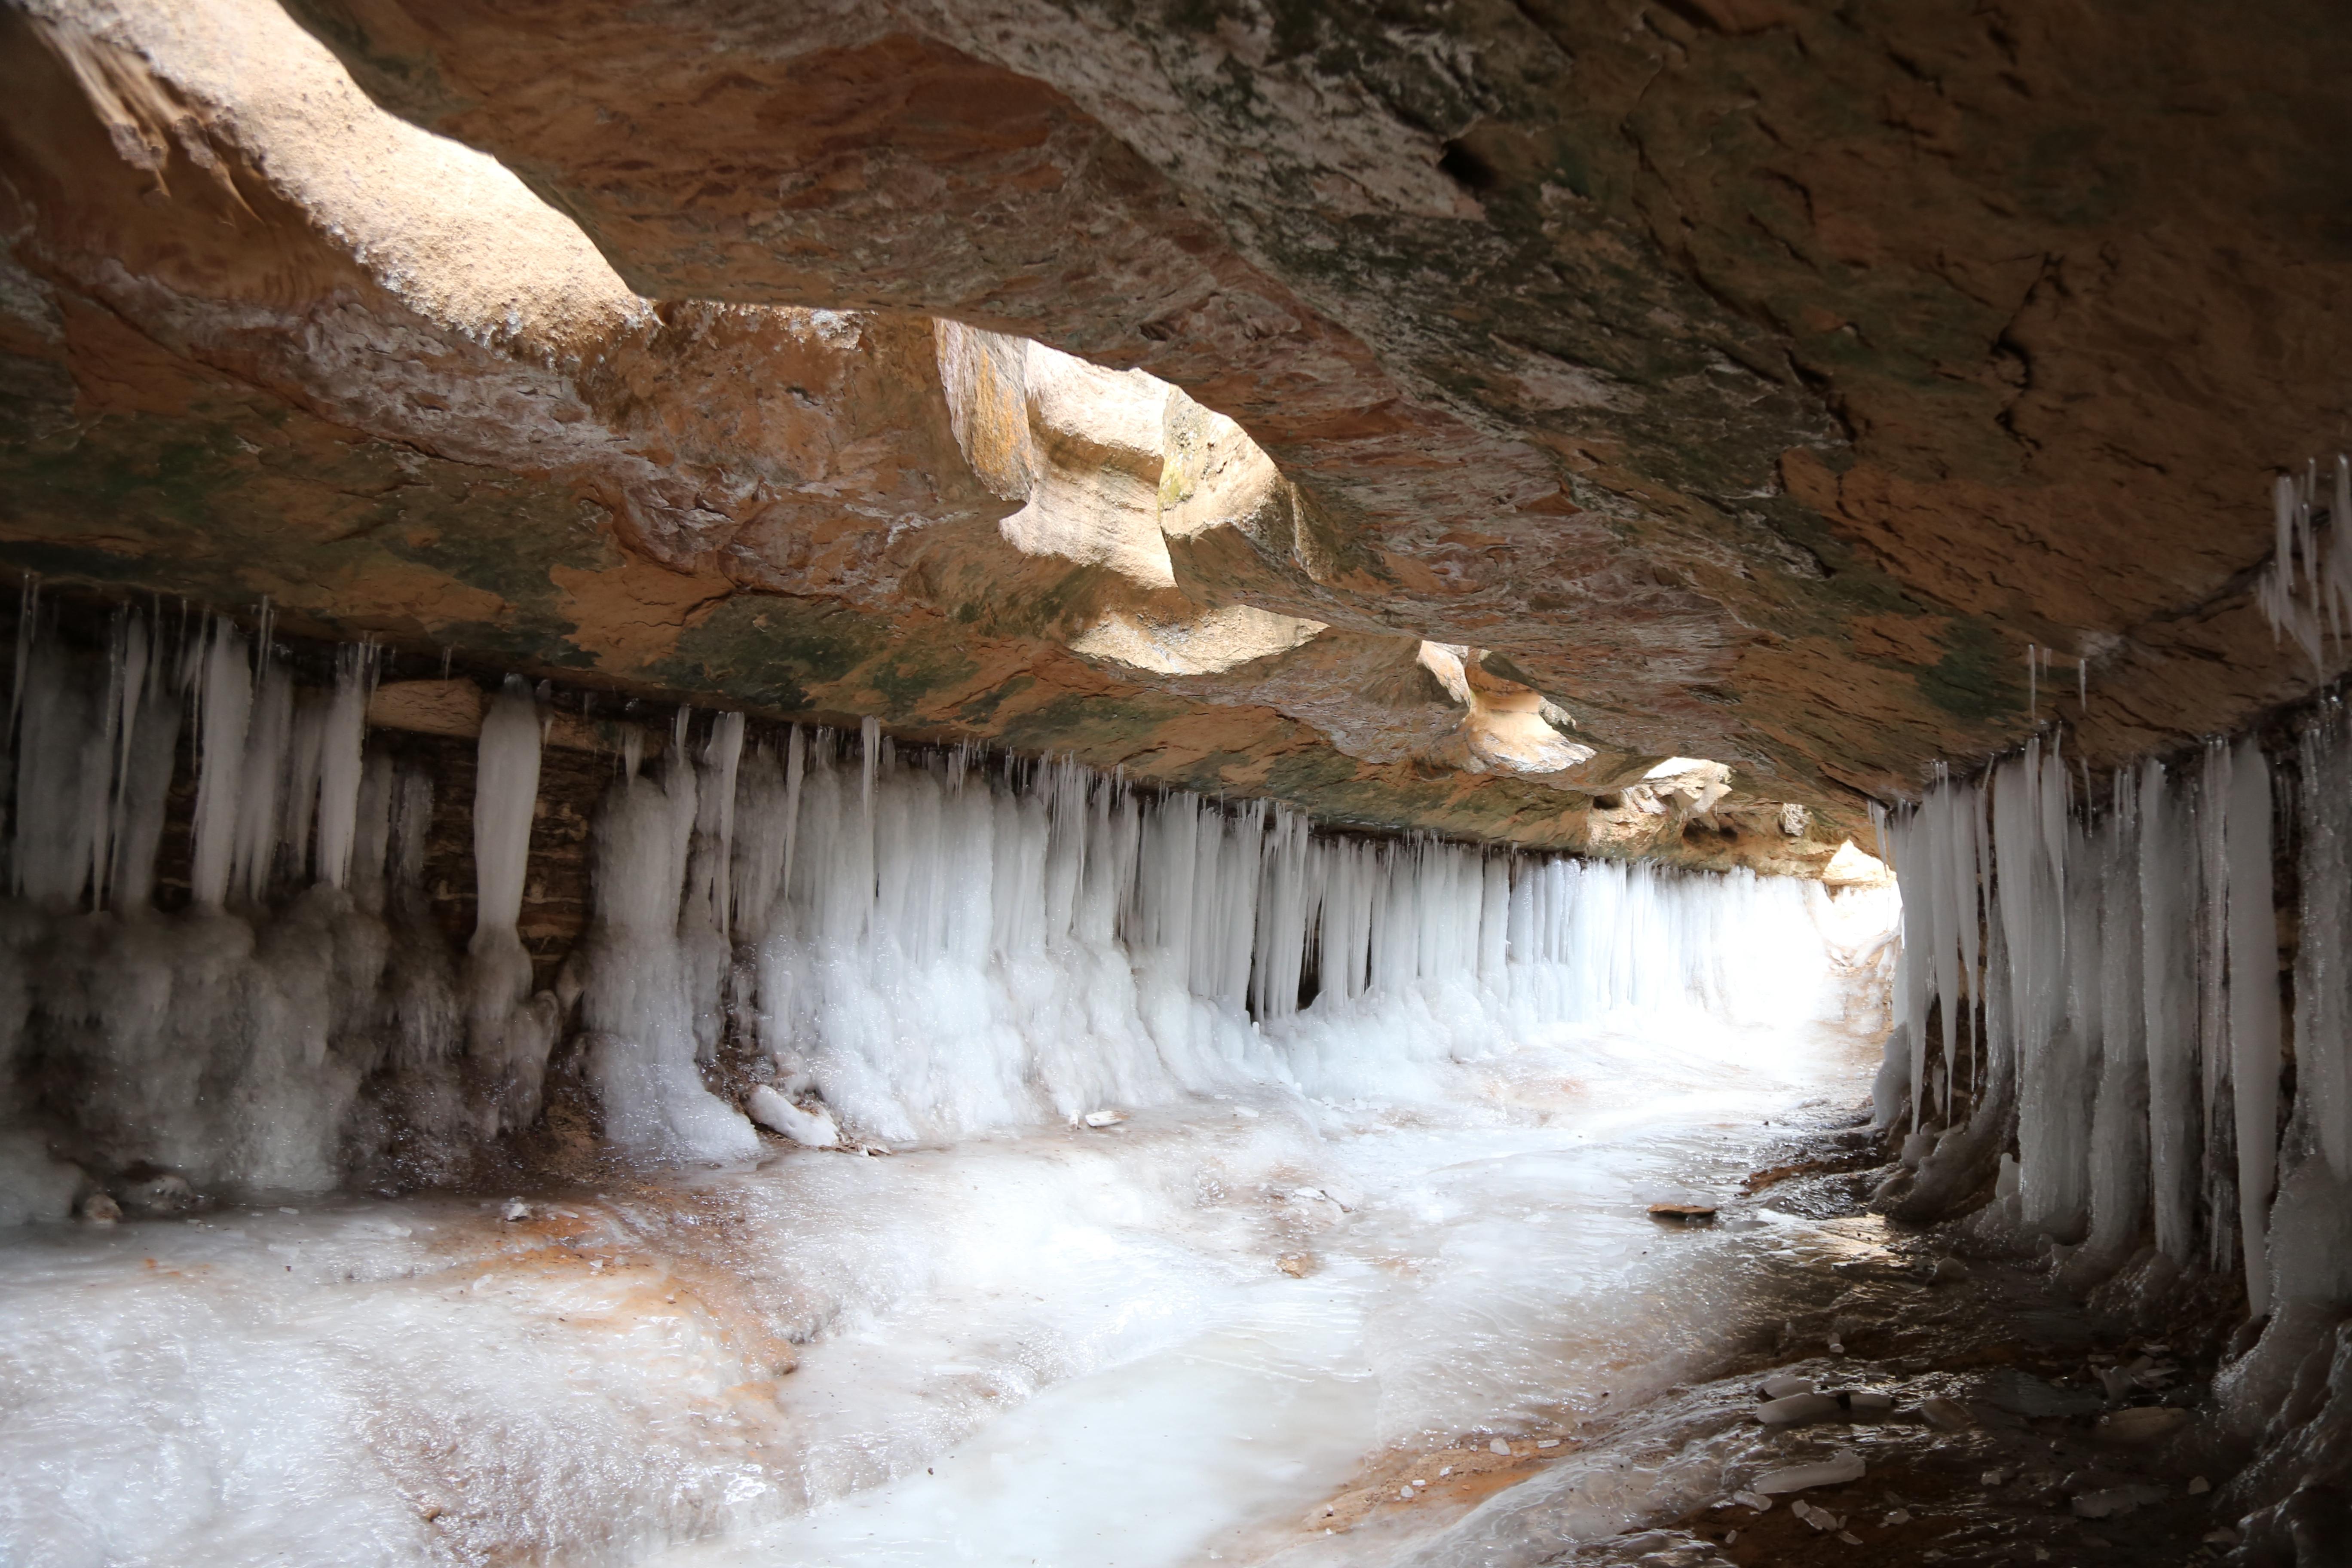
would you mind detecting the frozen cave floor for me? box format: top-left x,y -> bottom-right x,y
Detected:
0,1016 -> 2259,1568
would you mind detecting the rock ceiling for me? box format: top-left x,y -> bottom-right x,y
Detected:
2,0 -> 2348,865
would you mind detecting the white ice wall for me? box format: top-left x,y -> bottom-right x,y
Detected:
0,603 -> 1874,1207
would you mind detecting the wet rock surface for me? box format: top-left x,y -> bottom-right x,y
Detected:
1282,1107 -> 2266,1568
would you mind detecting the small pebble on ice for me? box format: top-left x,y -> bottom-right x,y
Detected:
1838,1530 -> 1863,1545
1980,1468 -> 2008,1487
1725,1529 -> 1738,1545
78,1192 -> 121,1225
1490,1438 -> 1511,1455
1884,1509 -> 1913,1525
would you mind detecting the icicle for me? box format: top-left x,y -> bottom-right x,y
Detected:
313,645 -> 375,888
2139,758 -> 2201,1264
704,713 -> 744,940
230,656 -> 293,906
2197,738 -> 2239,1277
189,621 -> 253,910
466,679 -> 556,1129
2224,738 -> 2280,1316
2301,704 -> 2352,1181
860,715 -> 880,835
9,571 -> 37,743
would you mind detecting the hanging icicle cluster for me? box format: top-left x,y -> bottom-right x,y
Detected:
2257,455 -> 2352,668
1877,724 -> 2352,1324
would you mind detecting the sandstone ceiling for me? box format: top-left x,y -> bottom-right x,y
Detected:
2,0 -> 2348,865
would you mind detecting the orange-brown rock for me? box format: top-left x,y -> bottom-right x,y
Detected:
4,0 -> 2342,860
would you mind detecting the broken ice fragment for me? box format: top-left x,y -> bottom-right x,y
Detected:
1758,1392 -> 1842,1427
1490,1438 -> 1511,1456
1730,1490 -> 1772,1512
1758,1373 -> 1816,1399
1754,1450 -> 1865,1494
1082,1110 -> 1126,1128
500,1197 -> 530,1222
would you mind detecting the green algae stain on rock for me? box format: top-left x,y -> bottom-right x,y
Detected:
1917,617 -> 2022,724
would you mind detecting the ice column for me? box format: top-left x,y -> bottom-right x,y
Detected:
466,679 -> 559,1129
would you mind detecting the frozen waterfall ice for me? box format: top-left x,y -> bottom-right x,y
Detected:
0,605 -> 1876,1204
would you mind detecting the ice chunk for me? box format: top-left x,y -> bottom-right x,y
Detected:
1753,1449 -> 1865,1494
1756,1393 -> 1841,1427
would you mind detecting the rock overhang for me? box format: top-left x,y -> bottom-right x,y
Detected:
6,0 -> 2341,870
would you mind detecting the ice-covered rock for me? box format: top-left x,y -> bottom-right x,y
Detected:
749,1086 -> 840,1148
